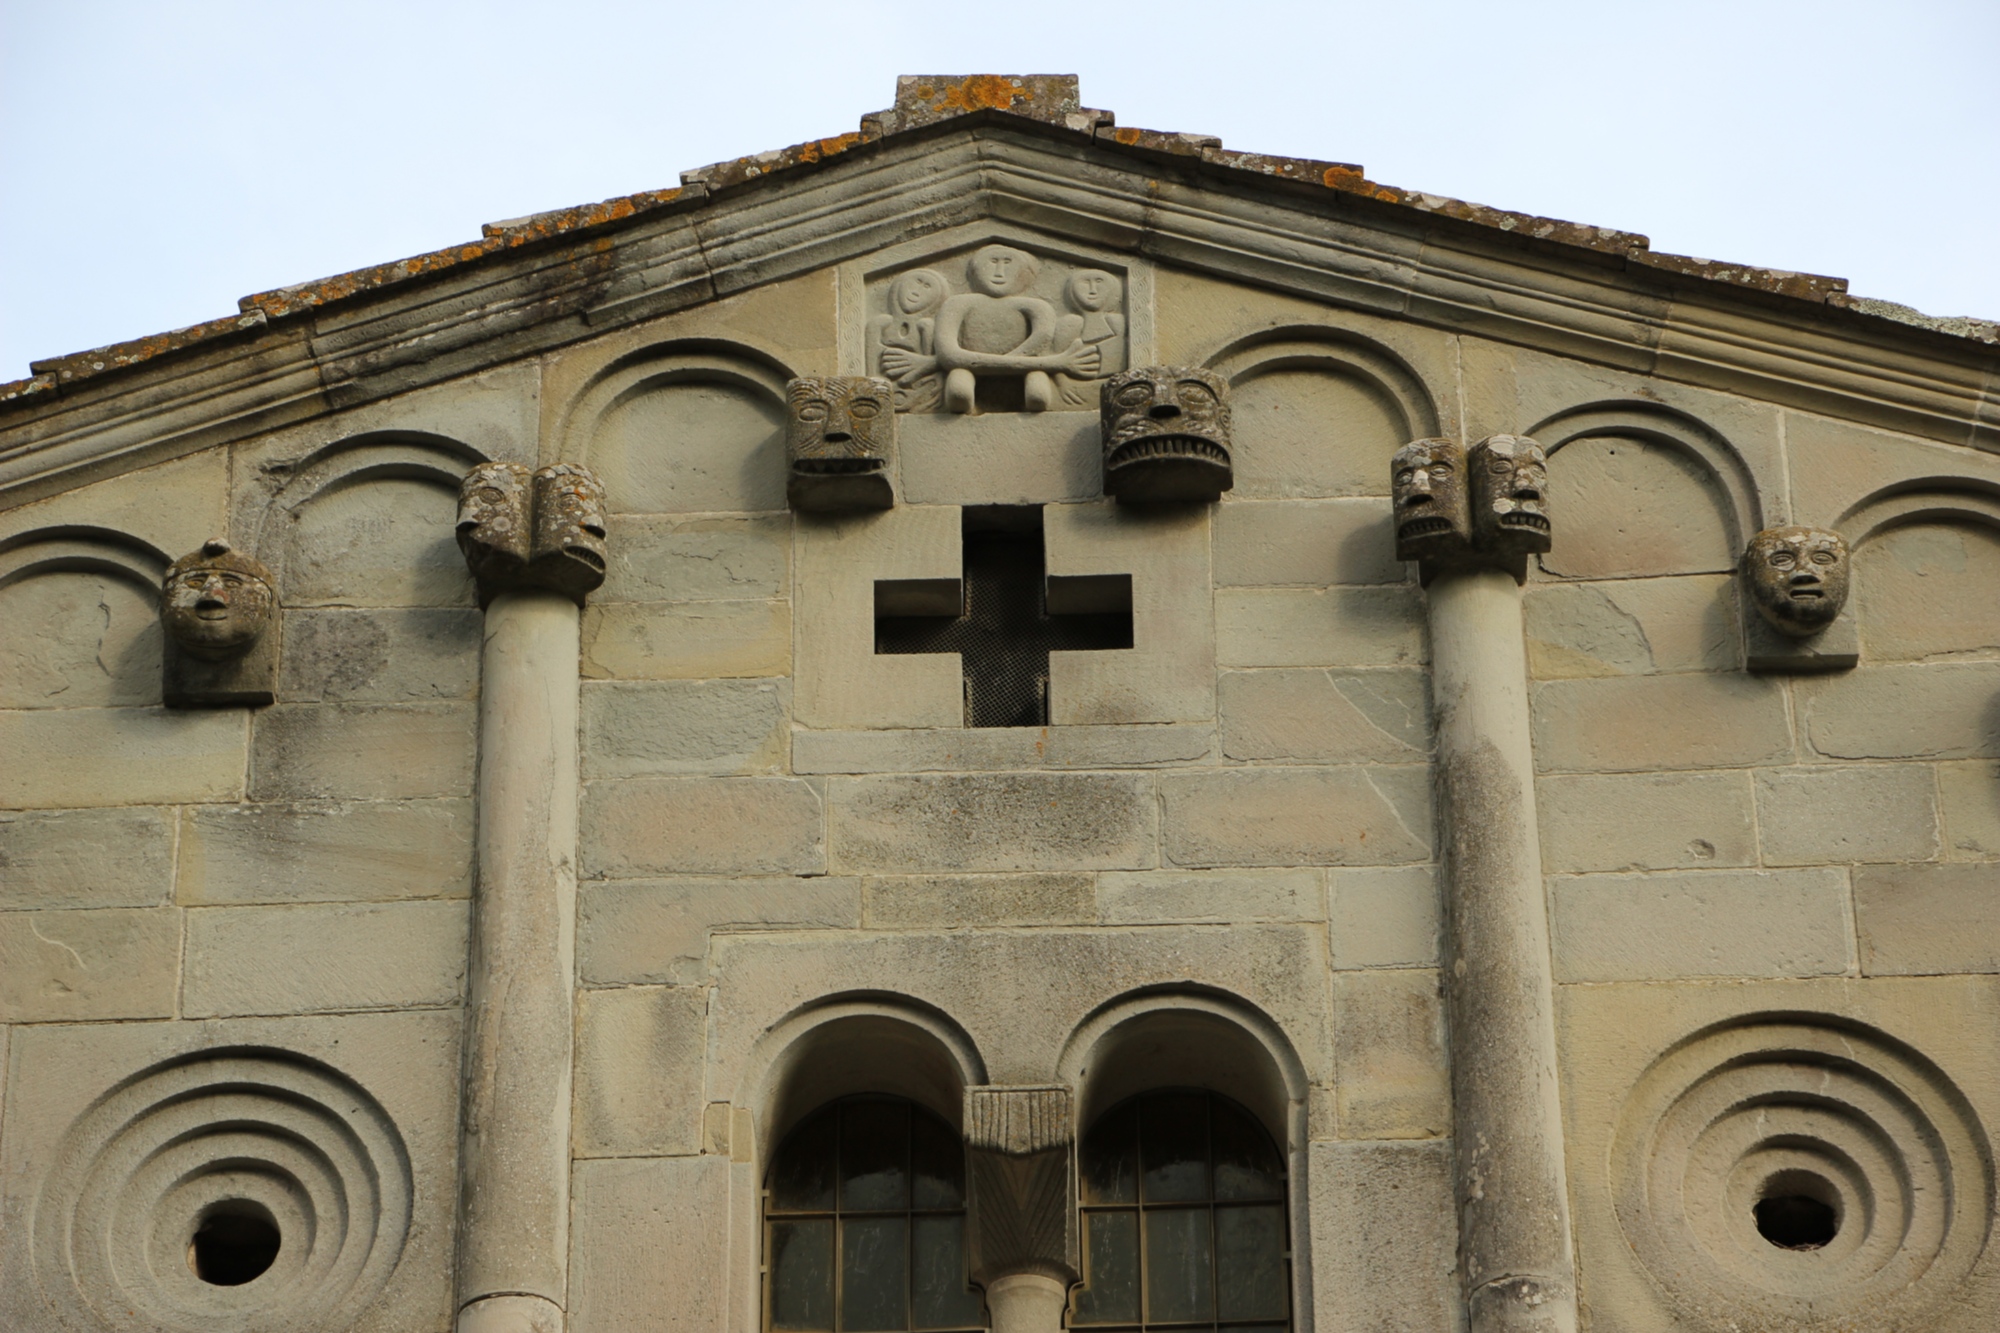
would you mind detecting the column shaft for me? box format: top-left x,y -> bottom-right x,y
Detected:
1427,568 -> 1578,1333
457,589 -> 582,1333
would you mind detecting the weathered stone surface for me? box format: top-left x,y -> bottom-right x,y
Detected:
1537,771 -> 1757,872
1523,575 -> 1736,679
0,807 -> 174,909
1550,870 -> 1852,981
1755,763 -> 1939,865
251,702 -> 475,800
0,907 -> 180,1021
583,778 -> 825,877
899,411 -> 1098,505
1328,865 -> 1441,969
1219,668 -> 1429,763
1853,863 -> 2000,975
1216,585 -> 1425,668
1310,1141 -> 1458,1333
573,985 -> 708,1157
1213,497 -> 1404,587
1800,662 -> 2000,759
282,473 -> 476,608
1540,434 -> 1736,578
795,505 -> 959,729
279,608 -> 481,701
581,600 -> 791,680
863,873 -> 1096,927
0,570 -> 162,709
0,706 -> 245,808
568,1156 -> 731,1333
177,799 -> 474,904
1227,365 -> 1407,499
587,376 -> 787,514
0,448 -> 226,566
1531,672 -> 1792,772
581,679 -> 789,778
1333,969 -> 1449,1139
600,515 -> 789,602
1855,521 -> 2000,661
1939,759 -> 2000,860
791,724 -> 1212,773
1161,767 -> 1430,867
578,877 -> 861,985
829,773 -> 1153,873
182,900 -> 469,1016
1097,869 -> 1322,924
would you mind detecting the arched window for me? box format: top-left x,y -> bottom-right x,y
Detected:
1072,1090 -> 1289,1333
766,1095 -> 987,1333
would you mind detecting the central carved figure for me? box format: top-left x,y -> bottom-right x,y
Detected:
933,246 -> 1099,413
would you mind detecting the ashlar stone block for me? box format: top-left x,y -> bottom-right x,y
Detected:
578,876 -> 861,986
176,799 -> 474,904
1853,863 -> 2000,976
1531,672 -> 1792,773
1216,585 -> 1425,668
1309,1140 -> 1458,1333
1213,497 -> 1404,588
573,985 -> 708,1157
278,607 -> 480,702
1801,662 -> 2000,760
863,873 -> 1096,927
829,773 -> 1153,873
0,807 -> 175,910
582,777 -> 826,878
1550,869 -> 1852,982
1523,574 -> 1737,679
1328,865 -> 1442,970
1939,759 -> 2000,860
568,1156 -> 732,1333
1755,763 -> 1939,865
582,600 -> 791,680
1044,499 -> 1214,725
1219,668 -> 1429,763
182,900 -> 470,1017
1161,767 -> 1430,868
791,723 -> 1212,773
600,514 -> 789,603
250,701 -> 475,800
1097,869 -> 1323,925
581,679 -> 790,778
0,906 -> 181,1022
0,707 -> 245,809
1537,771 -> 1757,872
1332,969 -> 1449,1139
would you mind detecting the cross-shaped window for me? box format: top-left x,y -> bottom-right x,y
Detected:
875,506 -> 1133,728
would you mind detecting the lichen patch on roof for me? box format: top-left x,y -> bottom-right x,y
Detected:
5,73 -> 1989,409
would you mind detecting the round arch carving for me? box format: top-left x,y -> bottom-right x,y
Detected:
1836,478 -> 2000,548
0,525 -> 170,596
1203,327 -> 1442,442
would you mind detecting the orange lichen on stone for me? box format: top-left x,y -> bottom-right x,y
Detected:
28,311 -> 272,387
939,74 -> 1026,114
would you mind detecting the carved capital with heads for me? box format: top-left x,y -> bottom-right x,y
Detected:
1741,524 -> 1858,672
456,461 -> 608,605
1391,434 -> 1551,582
962,1086 -> 1078,1287
1100,366 -> 1233,504
786,376 -> 896,511
161,538 -> 280,707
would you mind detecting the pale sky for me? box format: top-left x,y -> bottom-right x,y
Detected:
3,0 -> 1995,379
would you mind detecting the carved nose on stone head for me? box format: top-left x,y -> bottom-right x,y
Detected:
823,430 -> 853,443
1148,403 -> 1182,420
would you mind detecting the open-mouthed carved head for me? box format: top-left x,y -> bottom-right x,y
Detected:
1470,434 -> 1551,557
1099,366 -> 1232,503
1744,525 -> 1849,635
1392,437 -> 1471,563
162,539 -> 275,660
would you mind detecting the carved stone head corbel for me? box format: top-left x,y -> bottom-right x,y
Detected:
1470,434 -> 1551,573
1392,437 -> 1471,571
1391,434 -> 1552,582
456,461 -> 609,605
785,376 -> 897,511
161,538 -> 280,707
1741,524 -> 1858,671
1099,366 -> 1233,503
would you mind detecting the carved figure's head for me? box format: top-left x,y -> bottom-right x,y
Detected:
967,245 -> 1039,298
1470,434 -> 1551,557
1099,366 -> 1233,503
787,377 -> 895,473
1391,438 -> 1471,563
1066,269 -> 1119,314
531,464 -> 609,596
1743,525 -> 1849,636
890,268 -> 946,316
162,539 -> 275,660
456,460 -> 534,583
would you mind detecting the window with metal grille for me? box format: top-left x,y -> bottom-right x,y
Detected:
1071,1090 -> 1290,1333
766,1096 -> 988,1333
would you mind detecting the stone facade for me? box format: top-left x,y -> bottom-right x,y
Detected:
3,73 -> 1999,1333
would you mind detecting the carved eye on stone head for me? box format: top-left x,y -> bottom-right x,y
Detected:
1178,381 -> 1217,408
1768,549 -> 1798,569
1430,463 -> 1452,478
797,400 -> 830,422
1811,549 -> 1837,565
1115,381 -> 1152,408
849,398 -> 882,420
1488,455 -> 1514,474
476,486 -> 505,504
1396,468 -> 1415,486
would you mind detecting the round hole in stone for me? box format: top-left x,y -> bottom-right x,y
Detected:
188,1199 -> 282,1285
1753,1170 -> 1841,1251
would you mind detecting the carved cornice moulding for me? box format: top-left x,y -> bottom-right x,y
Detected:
3,123 -> 1996,511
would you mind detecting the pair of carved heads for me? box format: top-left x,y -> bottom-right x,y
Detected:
1099,365 -> 1234,503
456,462 -> 608,603
786,376 -> 897,511
1391,435 -> 1550,577
1742,525 -> 1850,637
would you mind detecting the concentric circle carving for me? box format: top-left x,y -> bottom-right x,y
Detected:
32,1047 -> 413,1332
1613,1015 -> 1994,1332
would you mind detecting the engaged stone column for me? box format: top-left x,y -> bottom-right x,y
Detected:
965,1087 -> 1077,1333
453,463 -> 608,1333
1392,437 -> 1578,1333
